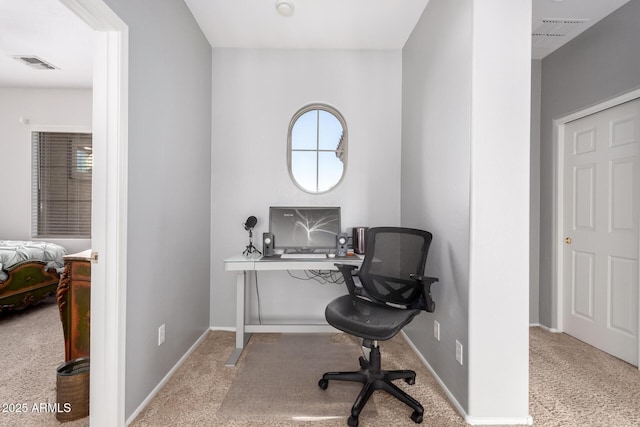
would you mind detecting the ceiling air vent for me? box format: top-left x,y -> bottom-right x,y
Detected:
532,18 -> 589,48
12,55 -> 58,70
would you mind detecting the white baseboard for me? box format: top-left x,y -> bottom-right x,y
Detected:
400,331 -> 534,426
465,415 -> 534,425
209,326 -> 235,332
125,329 -> 210,426
529,323 -> 561,333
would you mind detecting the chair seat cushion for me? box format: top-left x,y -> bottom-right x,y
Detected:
325,294 -> 421,341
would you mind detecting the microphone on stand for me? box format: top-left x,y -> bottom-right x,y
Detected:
243,216 -> 257,231
242,216 -> 261,256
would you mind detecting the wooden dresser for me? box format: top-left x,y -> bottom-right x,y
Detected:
57,250 -> 91,361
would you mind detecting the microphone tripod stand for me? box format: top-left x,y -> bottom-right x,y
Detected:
242,216 -> 261,256
243,228 -> 261,256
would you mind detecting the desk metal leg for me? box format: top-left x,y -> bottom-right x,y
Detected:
225,270 -> 251,366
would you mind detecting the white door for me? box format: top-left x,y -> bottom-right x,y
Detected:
563,98 -> 640,366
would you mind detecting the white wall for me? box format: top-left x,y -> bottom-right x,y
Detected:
210,49 -> 402,327
402,0 -> 531,422
467,0 -> 530,420
0,87 -> 92,254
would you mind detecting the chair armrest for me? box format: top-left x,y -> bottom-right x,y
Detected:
410,274 -> 439,313
335,263 -> 360,296
410,274 -> 439,284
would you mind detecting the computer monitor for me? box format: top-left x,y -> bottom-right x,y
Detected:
269,206 -> 341,253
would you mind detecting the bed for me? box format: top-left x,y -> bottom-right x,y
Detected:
0,240 -> 67,312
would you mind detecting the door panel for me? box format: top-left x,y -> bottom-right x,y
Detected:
563,98 -> 640,366
572,250 -> 595,320
609,256 -> 637,336
610,158 -> 635,231
574,164 -> 595,230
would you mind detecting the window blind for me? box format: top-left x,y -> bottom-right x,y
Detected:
32,131 -> 93,238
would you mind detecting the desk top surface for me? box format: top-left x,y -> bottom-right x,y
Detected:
224,254 -> 363,271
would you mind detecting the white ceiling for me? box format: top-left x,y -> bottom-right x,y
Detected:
0,0 -> 93,88
184,0 -> 431,50
532,0 -> 630,59
0,0 -> 632,89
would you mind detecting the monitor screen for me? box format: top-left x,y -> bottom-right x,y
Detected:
269,206 -> 341,252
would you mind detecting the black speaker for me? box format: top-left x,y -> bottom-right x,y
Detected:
336,233 -> 348,257
263,232 -> 275,257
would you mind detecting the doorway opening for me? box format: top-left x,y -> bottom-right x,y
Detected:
554,88 -> 640,368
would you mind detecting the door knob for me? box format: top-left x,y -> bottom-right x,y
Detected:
565,237 -> 572,244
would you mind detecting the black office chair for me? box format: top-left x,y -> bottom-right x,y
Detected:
318,227 -> 439,427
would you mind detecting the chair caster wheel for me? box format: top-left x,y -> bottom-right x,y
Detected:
411,410 -> 423,424
318,379 -> 328,390
404,376 -> 416,385
347,415 -> 359,427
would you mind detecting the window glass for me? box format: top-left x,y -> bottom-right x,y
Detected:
32,131 -> 92,238
291,151 -> 317,192
291,110 -> 318,150
288,104 -> 347,193
318,110 -> 343,150
318,152 -> 344,192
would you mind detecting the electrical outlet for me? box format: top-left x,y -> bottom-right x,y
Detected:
434,320 -> 440,341
158,324 -> 165,346
455,340 -> 463,365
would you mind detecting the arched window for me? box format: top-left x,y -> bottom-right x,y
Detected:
287,103 -> 347,193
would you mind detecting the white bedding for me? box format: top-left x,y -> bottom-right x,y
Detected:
0,240 -> 67,281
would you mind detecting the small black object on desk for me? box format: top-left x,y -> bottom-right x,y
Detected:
242,215 -> 261,256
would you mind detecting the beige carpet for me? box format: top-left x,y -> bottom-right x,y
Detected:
528,327 -> 640,426
0,300 -> 88,427
131,331 -> 465,427
132,328 -> 640,427
4,303 -> 640,426
217,333 -> 378,420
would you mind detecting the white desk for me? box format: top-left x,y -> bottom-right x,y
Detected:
223,253 -> 363,366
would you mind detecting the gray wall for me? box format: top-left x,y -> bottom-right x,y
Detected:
401,0 -> 472,410
530,60 -> 541,325
402,0 -> 531,419
539,0 -> 640,327
101,0 -> 212,418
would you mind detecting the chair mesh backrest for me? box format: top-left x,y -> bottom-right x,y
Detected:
359,227 -> 432,306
